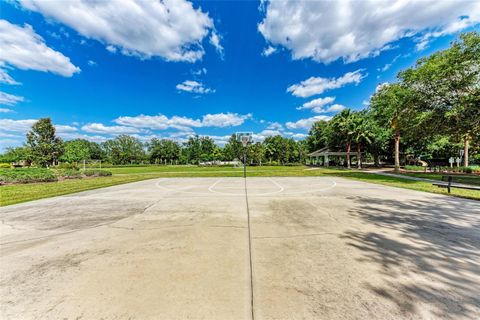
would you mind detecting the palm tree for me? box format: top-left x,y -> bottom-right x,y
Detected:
331,109 -> 355,168
351,111 -> 373,169
370,83 -> 416,172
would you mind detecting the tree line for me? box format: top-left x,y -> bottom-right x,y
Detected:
307,31 -> 479,170
0,118 -> 309,166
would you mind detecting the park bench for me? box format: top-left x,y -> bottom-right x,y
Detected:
432,175 -> 480,193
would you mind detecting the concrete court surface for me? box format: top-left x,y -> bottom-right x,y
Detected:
1,177 -> 479,320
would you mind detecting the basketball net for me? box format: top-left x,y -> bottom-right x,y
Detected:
241,136 -> 249,147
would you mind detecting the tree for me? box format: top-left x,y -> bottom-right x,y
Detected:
350,111 -> 373,169
296,140 -> 309,164
246,142 -> 265,165
199,136 -> 216,161
223,134 -> 243,161
61,139 -> 93,163
102,135 -> 145,165
264,135 -> 287,164
329,109 -> 355,168
364,111 -> 390,167
26,118 -> 63,167
370,84 -> 418,172
400,32 -> 480,166
162,139 -> 181,163
148,138 -> 180,164
183,135 -> 202,164
212,146 -> 223,161
306,120 -> 329,152
0,146 -> 31,164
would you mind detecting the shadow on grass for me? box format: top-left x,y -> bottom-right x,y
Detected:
327,170 -> 420,183
321,170 -> 480,200
341,195 -> 480,318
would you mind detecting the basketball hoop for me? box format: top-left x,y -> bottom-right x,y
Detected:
236,132 -> 253,178
236,132 -> 253,147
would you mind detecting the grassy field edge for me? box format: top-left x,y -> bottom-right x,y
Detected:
1,166 -> 479,206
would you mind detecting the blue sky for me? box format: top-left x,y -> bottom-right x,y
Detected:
1,0 -> 479,150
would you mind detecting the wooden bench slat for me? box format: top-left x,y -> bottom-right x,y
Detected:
433,181 -> 480,192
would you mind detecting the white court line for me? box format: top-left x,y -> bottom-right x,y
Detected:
155,177 -> 337,196
275,178 -> 337,195
208,178 -> 284,196
208,178 -> 223,193
156,178 -> 241,196
267,178 -> 285,194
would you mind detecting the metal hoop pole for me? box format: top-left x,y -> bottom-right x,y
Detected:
243,146 -> 247,178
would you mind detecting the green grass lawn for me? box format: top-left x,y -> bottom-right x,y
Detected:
402,172 -> 480,186
1,166 -> 479,206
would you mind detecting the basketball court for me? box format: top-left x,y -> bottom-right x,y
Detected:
1,177 -> 479,319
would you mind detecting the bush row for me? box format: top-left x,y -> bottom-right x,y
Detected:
0,168 -> 112,184
404,165 -> 480,173
0,168 -> 57,184
83,169 -> 112,177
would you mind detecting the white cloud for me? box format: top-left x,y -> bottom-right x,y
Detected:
55,125 -> 78,133
58,132 -> 109,143
0,118 -> 82,135
376,82 -> 390,92
106,45 -> 117,53
266,122 -> 284,130
287,70 -> 366,98
0,91 -> 24,106
259,0 -> 480,63
202,113 -> 252,127
114,112 -> 251,130
0,108 -> 14,113
286,115 -> 332,130
0,119 -> 108,149
253,127 -> 307,141
19,0 -> 219,62
205,134 -> 230,146
192,68 -> 207,76
0,138 -> 24,151
87,60 -> 97,67
81,123 -> 141,134
262,46 -> 277,56
290,133 -> 308,140
209,32 -> 224,58
0,66 -> 20,85
0,19 -> 80,76
377,54 -> 401,73
253,129 -> 283,140
296,96 -> 346,113
0,118 -> 36,132
176,80 -> 215,94
0,132 -> 20,138
115,114 -> 200,131
317,104 -> 346,114
415,39 -> 430,51
297,97 -> 336,110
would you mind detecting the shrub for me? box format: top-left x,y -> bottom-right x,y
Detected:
55,168 -> 82,179
460,166 -> 473,174
404,165 -> 425,171
83,169 -> 112,177
0,163 -> 11,168
0,168 -> 57,184
57,162 -> 79,170
467,165 -> 480,173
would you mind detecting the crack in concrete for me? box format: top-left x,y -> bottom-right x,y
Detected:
253,232 -> 337,240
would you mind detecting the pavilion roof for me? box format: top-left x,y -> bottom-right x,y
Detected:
308,147 -> 362,157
